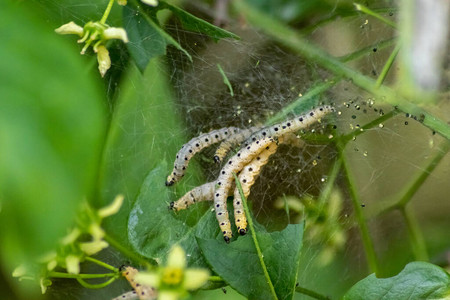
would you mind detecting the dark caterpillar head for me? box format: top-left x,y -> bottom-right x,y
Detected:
238,228 -> 247,235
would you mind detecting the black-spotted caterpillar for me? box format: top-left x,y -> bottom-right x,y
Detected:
167,105 -> 335,242
166,127 -> 240,186
113,266 -> 156,300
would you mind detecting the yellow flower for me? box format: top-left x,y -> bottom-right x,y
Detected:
135,245 -> 210,300
55,21 -> 128,77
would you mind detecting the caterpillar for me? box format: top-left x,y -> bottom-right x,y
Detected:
166,127 -> 240,186
244,105 -> 335,146
213,126 -> 260,163
120,266 -> 157,300
214,137 -> 275,243
169,181 -> 230,211
112,291 -> 139,300
233,138 -> 281,235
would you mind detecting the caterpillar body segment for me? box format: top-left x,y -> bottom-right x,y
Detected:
214,137 -> 275,243
244,105 -> 335,146
213,126 -> 260,163
112,291 -> 139,300
233,139 -> 280,235
169,181 -> 233,211
166,127 -> 240,186
121,266 -> 157,300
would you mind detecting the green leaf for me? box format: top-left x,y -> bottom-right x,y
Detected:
99,59 -> 202,252
128,161 -> 216,267
159,1 -> 240,42
198,223 -> 304,300
343,261 -> 450,300
123,3 -> 191,72
0,2 -> 106,267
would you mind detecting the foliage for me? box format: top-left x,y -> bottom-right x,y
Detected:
2,0 -> 450,299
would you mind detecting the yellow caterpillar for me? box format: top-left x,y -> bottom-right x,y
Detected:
118,266 -> 157,300
233,138 -> 280,235
170,181 -> 231,211
214,137 -> 275,242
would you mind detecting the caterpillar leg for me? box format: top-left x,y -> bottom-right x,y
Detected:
233,140 -> 279,235
214,137 -> 275,243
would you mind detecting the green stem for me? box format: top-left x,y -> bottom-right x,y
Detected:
266,78 -> 340,125
338,38 -> 397,63
208,276 -> 225,282
295,285 -> 331,300
104,234 -> 155,268
395,140 -> 450,208
100,0 -> 115,24
353,3 -> 398,28
233,1 -> 450,140
375,140 -> 450,217
76,277 -> 117,289
233,173 -> 278,300
85,256 -> 118,272
375,43 -> 401,87
340,151 -> 379,274
401,207 -> 428,261
317,158 -> 342,206
48,272 -> 117,279
340,110 -> 398,144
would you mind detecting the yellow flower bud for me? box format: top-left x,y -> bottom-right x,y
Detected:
98,194 -> 124,218
103,27 -> 129,43
80,240 -> 109,255
55,21 -> 84,36
141,0 -> 159,7
65,255 -> 80,274
96,45 -> 111,77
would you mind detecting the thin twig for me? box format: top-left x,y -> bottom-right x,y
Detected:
296,285 -> 332,300
340,151 -> 379,274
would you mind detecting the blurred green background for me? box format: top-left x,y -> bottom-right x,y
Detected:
1,0 -> 449,299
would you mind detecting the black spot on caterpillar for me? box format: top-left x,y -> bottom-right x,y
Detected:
166,127 -> 240,186
120,266 -> 157,300
214,126 -> 260,163
112,291 -> 139,300
214,137 -> 275,242
234,139 -> 280,235
244,105 -> 335,146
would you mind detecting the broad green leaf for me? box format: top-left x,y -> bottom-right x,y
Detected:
198,224 -> 304,300
159,1 -> 240,42
343,261 -> 450,300
123,1 -> 239,72
98,59 -> 202,251
128,161 -> 218,267
0,1 -> 106,267
123,3 -> 191,73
